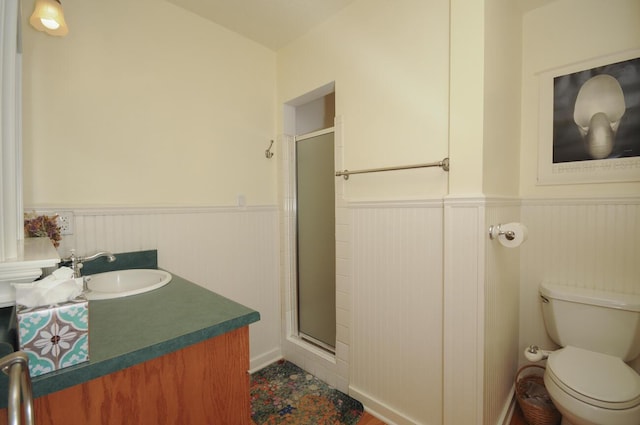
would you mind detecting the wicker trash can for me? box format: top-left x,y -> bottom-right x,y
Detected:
515,365 -> 562,425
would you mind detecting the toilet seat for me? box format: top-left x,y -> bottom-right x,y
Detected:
547,346 -> 640,410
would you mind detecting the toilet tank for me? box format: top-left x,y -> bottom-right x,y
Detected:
540,281 -> 640,362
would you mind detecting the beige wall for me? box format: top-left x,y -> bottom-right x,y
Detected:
22,0 -> 276,208
520,0 -> 640,198
277,0 -> 450,201
450,0 -> 523,198
482,0 -> 522,198
449,0 -> 485,195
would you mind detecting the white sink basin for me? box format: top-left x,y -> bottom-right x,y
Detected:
85,269 -> 172,300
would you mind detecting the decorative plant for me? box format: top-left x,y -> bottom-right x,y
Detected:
24,213 -> 62,248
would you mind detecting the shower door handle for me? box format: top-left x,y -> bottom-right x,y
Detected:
0,352 -> 34,425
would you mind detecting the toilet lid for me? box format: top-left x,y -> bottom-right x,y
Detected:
547,346 -> 640,409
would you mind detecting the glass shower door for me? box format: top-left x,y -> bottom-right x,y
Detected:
296,130 -> 336,350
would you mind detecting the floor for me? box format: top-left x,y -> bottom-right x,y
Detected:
249,355 -> 529,425
251,411 -> 384,425
357,412 -> 386,424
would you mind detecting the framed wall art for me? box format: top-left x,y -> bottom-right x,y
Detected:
537,49 -> 640,185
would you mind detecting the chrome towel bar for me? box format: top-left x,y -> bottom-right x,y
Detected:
335,157 -> 449,180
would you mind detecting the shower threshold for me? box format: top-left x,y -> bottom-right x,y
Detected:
299,333 -> 336,355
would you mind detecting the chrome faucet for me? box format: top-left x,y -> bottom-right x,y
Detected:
62,249 -> 117,278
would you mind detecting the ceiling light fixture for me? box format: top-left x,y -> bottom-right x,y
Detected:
29,0 -> 68,37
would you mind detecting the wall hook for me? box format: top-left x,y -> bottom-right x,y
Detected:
265,140 -> 274,159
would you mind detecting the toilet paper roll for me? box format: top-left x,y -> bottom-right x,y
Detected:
499,222 -> 528,248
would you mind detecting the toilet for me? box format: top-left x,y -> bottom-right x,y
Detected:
539,281 -> 640,425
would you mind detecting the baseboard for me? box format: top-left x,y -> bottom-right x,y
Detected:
499,386 -> 516,425
351,385 -> 516,425
363,407 -> 397,425
349,385 -> 423,425
249,348 -> 283,374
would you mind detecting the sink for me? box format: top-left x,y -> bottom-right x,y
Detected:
84,269 -> 172,300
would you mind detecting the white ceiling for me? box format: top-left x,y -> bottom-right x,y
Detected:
164,0 -> 557,52
164,0 -> 357,51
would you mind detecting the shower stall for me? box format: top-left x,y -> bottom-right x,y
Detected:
280,85 -> 344,388
295,129 -> 336,351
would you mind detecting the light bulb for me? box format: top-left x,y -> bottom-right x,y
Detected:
40,18 -> 60,30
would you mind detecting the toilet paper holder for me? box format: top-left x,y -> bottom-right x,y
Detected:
488,224 -> 515,240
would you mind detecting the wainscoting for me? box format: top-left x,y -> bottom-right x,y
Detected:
519,197 -> 640,371
350,200 -> 444,425
32,195 -> 638,425
484,201 -> 521,425
442,197 -> 522,425
36,205 -> 282,371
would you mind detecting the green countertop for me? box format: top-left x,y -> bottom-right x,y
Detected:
0,271 -> 260,408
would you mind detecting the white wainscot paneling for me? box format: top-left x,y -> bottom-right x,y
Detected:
442,198 -> 523,425
443,200 -> 484,425
520,198 -> 640,371
53,206 -> 282,370
349,201 -> 444,425
484,201 -> 521,425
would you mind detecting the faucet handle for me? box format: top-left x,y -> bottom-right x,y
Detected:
61,249 -> 83,278
61,249 -> 76,263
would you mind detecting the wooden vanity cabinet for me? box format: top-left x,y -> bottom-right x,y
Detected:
0,327 -> 252,425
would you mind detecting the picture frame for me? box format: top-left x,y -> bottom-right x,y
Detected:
537,49 -> 640,185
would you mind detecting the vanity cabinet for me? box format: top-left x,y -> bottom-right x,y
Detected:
0,327 -> 252,425
0,269 -> 260,425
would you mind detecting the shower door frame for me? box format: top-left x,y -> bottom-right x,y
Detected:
280,114 -> 349,391
294,127 -> 337,353
282,125 -> 339,359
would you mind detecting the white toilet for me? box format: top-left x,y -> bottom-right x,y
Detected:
539,281 -> 640,425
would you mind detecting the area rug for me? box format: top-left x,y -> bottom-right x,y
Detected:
250,359 -> 364,425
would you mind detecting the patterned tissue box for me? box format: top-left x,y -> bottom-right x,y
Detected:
16,297 -> 89,377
